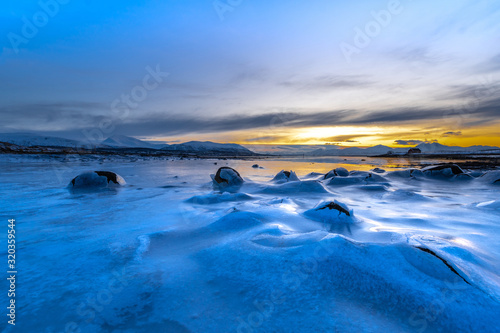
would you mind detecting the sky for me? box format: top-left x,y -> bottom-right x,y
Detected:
1,0 -> 500,147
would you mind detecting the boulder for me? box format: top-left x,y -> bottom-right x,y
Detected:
326,171 -> 388,187
478,170 -> 500,185
422,164 -> 464,177
68,171 -> 126,189
371,168 -> 386,174
324,167 -> 349,179
387,168 -> 424,179
271,170 -> 300,183
304,200 -> 355,224
211,167 -> 244,191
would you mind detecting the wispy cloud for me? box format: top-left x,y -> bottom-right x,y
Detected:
394,139 -> 424,145
4,95 -> 500,139
442,131 -> 462,137
279,75 -> 375,90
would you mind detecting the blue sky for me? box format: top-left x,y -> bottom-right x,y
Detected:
1,0 -> 499,146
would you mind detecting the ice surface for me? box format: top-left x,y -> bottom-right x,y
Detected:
0,154 -> 499,333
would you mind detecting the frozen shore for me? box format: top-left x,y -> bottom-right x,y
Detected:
1,155 -> 499,333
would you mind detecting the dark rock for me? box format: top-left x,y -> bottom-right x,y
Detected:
324,167 -> 349,179
94,171 -> 121,184
69,171 -> 126,189
316,202 -> 351,216
415,247 -> 470,285
422,164 -> 464,175
271,170 -> 299,183
211,167 -> 244,192
214,167 -> 242,184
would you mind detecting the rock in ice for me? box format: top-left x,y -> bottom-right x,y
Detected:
324,167 -> 349,179
304,200 -> 355,224
210,167 -> 244,191
271,170 -> 300,183
68,171 -> 126,189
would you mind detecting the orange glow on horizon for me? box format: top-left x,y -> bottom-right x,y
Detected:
144,122 -> 500,148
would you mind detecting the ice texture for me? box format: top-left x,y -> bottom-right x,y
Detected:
0,155 -> 499,333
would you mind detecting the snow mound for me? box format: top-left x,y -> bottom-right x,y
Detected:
258,197 -> 295,205
186,193 -> 254,205
252,230 -> 329,248
326,171 -> 388,187
399,245 -> 470,285
259,180 -> 328,195
422,164 -> 464,178
303,172 -> 324,179
326,176 -> 363,186
478,170 -> 500,185
356,184 -> 389,192
210,167 -> 244,192
383,189 -> 428,201
271,170 -> 300,183
387,168 -> 424,179
304,200 -> 355,224
371,167 -> 386,174
324,167 -> 349,179
207,211 -> 263,232
68,171 -> 126,189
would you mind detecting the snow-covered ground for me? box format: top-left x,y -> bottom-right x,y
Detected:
0,155 -> 499,333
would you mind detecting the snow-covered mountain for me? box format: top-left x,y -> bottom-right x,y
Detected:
416,142 -> 499,153
101,135 -> 166,149
1,132 -> 497,156
301,143 -> 500,156
244,144 -> 331,155
162,141 -> 254,155
0,133 -> 256,155
0,132 -> 86,147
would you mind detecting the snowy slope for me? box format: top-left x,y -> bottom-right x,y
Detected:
101,135 -> 166,149
163,141 -> 255,155
0,132 -> 86,147
416,142 -> 499,153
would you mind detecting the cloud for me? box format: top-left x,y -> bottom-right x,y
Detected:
442,131 -> 462,137
0,102 -> 108,132
394,140 -> 424,145
440,82 -> 500,101
244,136 -> 285,142
476,53 -> 500,73
391,46 -> 451,70
4,94 -> 500,139
320,134 -> 371,143
279,75 -> 374,90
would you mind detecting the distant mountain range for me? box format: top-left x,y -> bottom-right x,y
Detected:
101,135 -> 167,149
303,142 -> 500,156
0,133 -> 498,156
247,142 -> 500,156
0,133 -> 255,156
0,133 -> 87,148
304,142 -> 500,156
